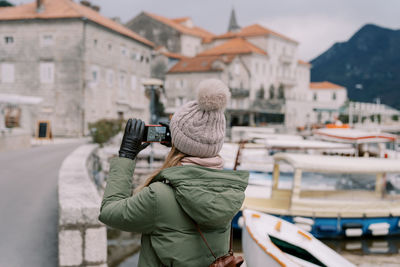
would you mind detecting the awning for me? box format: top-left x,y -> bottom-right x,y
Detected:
0,94 -> 42,105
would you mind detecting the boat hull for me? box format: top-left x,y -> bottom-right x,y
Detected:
234,212 -> 400,238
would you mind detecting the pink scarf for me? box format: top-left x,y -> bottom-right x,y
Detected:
180,155 -> 224,170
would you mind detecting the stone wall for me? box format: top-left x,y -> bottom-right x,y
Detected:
58,144 -> 107,267
0,128 -> 31,151
126,13 -> 181,54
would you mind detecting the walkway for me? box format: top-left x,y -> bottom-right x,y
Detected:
0,141 -> 85,267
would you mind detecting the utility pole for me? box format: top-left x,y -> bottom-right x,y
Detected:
143,78 -> 164,169
349,101 -> 353,127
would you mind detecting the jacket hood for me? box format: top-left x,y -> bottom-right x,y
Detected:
154,166 -> 249,228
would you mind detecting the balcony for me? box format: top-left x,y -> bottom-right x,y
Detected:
230,88 -> 250,98
252,99 -> 285,113
279,54 -> 293,64
277,75 -> 297,88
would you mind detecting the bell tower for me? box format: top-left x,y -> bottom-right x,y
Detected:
227,7 -> 241,32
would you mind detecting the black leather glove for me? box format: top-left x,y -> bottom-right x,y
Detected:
119,119 -> 150,160
159,121 -> 172,147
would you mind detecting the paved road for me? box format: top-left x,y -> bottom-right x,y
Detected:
0,141 -> 85,267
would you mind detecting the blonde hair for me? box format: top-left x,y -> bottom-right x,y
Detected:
136,146 -> 186,192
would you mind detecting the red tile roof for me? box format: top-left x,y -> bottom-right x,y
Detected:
198,38 -> 267,56
0,0 -> 154,47
213,24 -> 298,43
155,46 -> 187,59
310,81 -> 345,90
298,60 -> 311,67
171,17 -> 190,24
161,51 -> 187,60
144,12 -> 214,40
168,55 -> 235,73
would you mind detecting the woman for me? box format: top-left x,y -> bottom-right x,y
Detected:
99,79 -> 249,267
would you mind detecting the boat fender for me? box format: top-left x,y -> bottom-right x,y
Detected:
293,216 -> 314,225
371,229 -> 389,236
237,216 -> 244,229
345,228 -> 363,237
368,223 -> 390,236
368,222 -> 390,231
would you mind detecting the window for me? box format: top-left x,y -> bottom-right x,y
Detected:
106,69 -> 114,87
131,75 -> 137,90
108,43 -> 112,51
121,46 -> 127,56
119,73 -> 127,97
175,97 -> 184,107
41,34 -> 54,47
119,74 -> 126,88
313,93 -> 317,101
234,63 -> 240,75
4,36 -> 14,45
40,62 -> 55,84
90,66 -> 99,85
140,78 -> 146,92
1,63 -> 15,83
332,92 -> 337,100
269,85 -> 275,99
131,52 -> 136,60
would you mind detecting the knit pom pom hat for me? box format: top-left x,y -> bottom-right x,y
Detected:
170,79 -> 230,158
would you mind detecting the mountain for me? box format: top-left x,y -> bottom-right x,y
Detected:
0,1 -> 13,7
311,24 -> 400,109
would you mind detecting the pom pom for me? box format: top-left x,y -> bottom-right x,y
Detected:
196,79 -> 231,111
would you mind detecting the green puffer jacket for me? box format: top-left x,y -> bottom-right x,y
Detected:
99,157 -> 249,267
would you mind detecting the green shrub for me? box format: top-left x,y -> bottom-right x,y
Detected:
88,119 -> 122,146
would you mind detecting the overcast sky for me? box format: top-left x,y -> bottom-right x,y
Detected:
11,0 -> 400,61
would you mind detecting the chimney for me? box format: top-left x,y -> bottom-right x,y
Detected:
36,0 -> 44,13
92,5 -> 100,12
80,1 -> 91,7
111,17 -> 121,24
80,1 -> 100,12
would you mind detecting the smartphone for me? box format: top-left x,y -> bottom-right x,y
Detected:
143,125 -> 171,143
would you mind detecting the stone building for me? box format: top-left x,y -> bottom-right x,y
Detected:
310,81 -> 347,124
200,19 -> 313,129
0,0 -> 153,137
126,12 -> 214,57
162,9 -> 314,129
165,38 -> 262,126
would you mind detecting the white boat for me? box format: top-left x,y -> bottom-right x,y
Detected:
221,139 -> 354,173
241,153 -> 400,238
314,128 -> 398,158
242,209 -> 355,267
